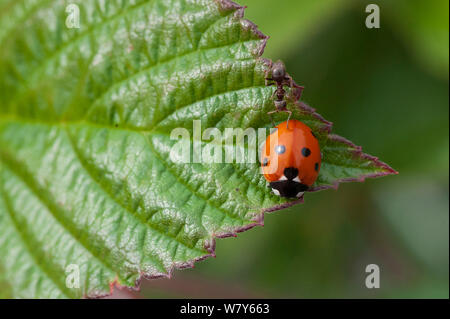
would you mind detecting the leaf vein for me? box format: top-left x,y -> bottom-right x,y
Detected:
0,150 -> 124,285
63,127 -> 206,257
0,174 -> 72,298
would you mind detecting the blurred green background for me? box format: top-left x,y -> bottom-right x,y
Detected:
123,0 -> 449,298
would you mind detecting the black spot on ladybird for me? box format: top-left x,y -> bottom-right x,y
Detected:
315,162 -> 319,171
275,145 -> 286,154
302,147 -> 311,157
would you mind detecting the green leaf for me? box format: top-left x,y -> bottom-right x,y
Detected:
0,0 -> 395,298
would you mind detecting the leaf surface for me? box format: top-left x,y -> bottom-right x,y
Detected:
0,0 -> 396,298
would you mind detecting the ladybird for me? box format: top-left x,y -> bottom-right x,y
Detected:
261,120 -> 321,198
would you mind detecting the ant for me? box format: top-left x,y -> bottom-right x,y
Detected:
265,60 -> 303,128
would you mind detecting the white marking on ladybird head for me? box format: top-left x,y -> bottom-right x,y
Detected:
272,188 -> 281,196
296,192 -> 304,198
278,175 -> 288,181
293,176 -> 301,183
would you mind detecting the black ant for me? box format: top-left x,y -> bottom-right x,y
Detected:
265,60 -> 303,128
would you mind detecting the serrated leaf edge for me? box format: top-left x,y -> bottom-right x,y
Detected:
61,0 -> 397,298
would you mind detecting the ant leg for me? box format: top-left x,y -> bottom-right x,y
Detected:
284,110 -> 292,129
284,76 -> 304,100
284,75 -> 294,89
280,76 -> 293,98
264,61 -> 273,86
267,110 -> 277,127
265,77 -> 274,87
270,88 -> 278,100
264,60 -> 273,78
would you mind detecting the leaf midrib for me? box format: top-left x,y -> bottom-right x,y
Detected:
0,118 -> 257,249
0,115 -> 281,208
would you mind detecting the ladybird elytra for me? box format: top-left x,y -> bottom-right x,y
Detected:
261,120 -> 321,198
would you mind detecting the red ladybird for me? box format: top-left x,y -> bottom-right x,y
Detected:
261,120 -> 321,198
